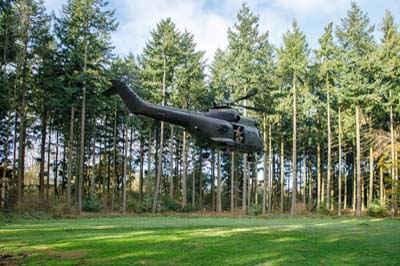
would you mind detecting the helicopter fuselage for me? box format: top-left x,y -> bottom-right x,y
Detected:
107,80 -> 263,154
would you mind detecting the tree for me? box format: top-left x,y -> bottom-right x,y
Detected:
315,22 -> 338,211
141,18 -> 181,212
0,0 -> 16,208
277,20 -> 309,215
226,3 -> 268,213
55,0 -> 117,212
173,30 -> 207,207
336,2 -> 376,217
13,0 -> 54,204
376,11 -> 400,215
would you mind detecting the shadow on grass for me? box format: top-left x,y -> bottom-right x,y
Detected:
0,217 -> 399,266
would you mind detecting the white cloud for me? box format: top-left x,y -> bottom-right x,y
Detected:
43,0 -> 66,13
112,0 -> 233,61
272,0 -> 352,15
42,0 -> 318,61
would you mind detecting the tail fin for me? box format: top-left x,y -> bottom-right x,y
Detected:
104,79 -> 145,113
103,79 -> 122,96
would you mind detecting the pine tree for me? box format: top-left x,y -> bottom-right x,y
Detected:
376,11 -> 400,215
226,3 -> 268,213
315,22 -> 338,211
0,0 -> 16,208
277,20 -> 309,215
55,0 -> 117,212
336,2 -> 376,217
13,0 -> 54,204
141,18 -> 181,212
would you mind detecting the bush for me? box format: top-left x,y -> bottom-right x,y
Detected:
318,206 -> 333,216
368,201 -> 388,217
83,194 -> 102,212
179,204 -> 197,213
160,196 -> 180,212
139,196 -> 154,213
248,204 -> 262,215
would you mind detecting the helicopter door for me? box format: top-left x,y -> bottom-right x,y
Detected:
233,124 -> 244,143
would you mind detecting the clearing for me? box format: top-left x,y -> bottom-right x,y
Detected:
0,215 -> 399,265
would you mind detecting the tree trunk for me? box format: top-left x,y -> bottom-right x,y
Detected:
152,55 -> 167,213
255,153 -> 258,206
247,161 -> 251,209
390,90 -> 397,216
169,125 -> 174,198
122,118 -> 128,214
17,110 -> 26,205
182,131 -> 187,208
54,130 -> 59,196
242,86 -> 248,213
353,150 -> 356,211
356,105 -> 362,217
67,107 -> 74,207
268,122 -> 272,213
90,121 -> 96,195
368,136 -> 373,208
242,153 -> 248,213
280,132 -> 284,212
46,125 -> 51,200
380,166 -> 384,208
317,143 -> 321,210
291,75 -> 297,216
231,152 -> 235,212
326,81 -> 331,210
217,150 -> 222,213
39,111 -> 47,200
111,106 -> 117,211
78,33 -> 88,214
344,152 -> 347,209
192,149 -> 195,207
147,127 -> 152,193
308,149 -> 312,210
12,113 -> 17,195
211,150 -> 215,211
338,107 -> 342,215
302,150 -> 306,209
198,149 -> 203,210
1,115 -> 11,208
139,136 -> 144,204
262,115 -> 267,214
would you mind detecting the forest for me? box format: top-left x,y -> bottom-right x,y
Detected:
0,0 -> 399,218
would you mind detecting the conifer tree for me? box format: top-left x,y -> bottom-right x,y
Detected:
376,11 -> 400,215
277,20 -> 309,215
55,0 -> 117,212
336,2 -> 376,216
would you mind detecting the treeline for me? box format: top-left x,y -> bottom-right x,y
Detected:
0,1 -> 399,217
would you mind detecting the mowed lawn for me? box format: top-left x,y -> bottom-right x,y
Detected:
0,215 -> 399,265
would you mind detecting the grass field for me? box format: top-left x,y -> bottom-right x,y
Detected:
0,215 -> 399,265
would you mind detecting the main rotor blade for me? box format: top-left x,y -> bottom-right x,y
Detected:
234,103 -> 268,113
234,88 -> 258,102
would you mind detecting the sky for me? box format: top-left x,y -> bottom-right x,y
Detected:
44,0 -> 400,62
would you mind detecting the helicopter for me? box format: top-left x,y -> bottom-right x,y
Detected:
105,79 -> 264,159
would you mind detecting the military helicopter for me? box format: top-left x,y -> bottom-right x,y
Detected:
105,79 -> 264,159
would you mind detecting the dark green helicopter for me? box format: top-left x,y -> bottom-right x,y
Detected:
105,79 -> 263,159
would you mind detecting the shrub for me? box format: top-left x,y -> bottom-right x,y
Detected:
179,204 -> 197,213
140,196 -> 154,213
83,194 -> 102,212
367,201 -> 388,217
160,196 -> 180,212
318,206 -> 333,216
248,204 -> 262,215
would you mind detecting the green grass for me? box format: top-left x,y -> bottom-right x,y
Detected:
0,215 -> 399,265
